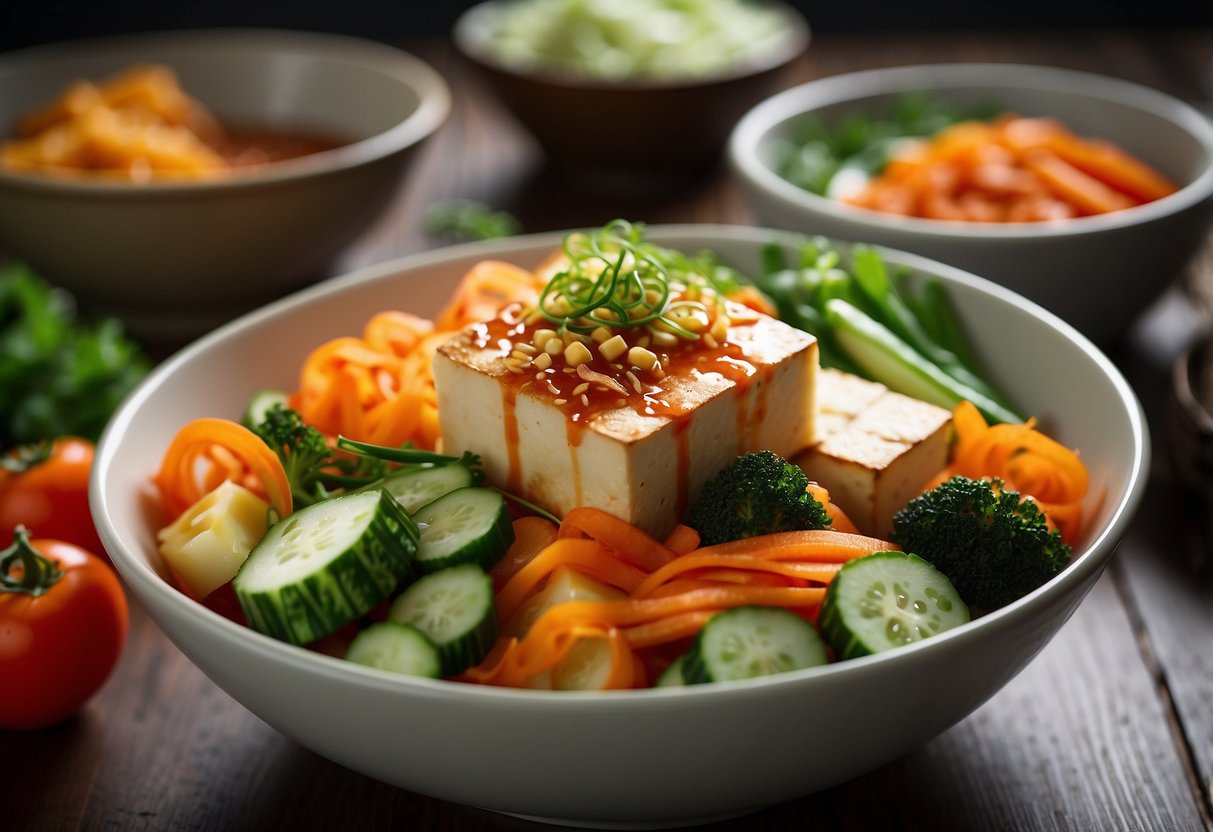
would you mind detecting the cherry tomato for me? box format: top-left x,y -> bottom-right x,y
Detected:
0,438 -> 106,560
0,532 -> 128,730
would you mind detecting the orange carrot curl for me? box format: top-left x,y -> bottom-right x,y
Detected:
154,417 -> 292,522
462,522 -> 897,691
289,261 -> 546,451
940,400 -> 1090,544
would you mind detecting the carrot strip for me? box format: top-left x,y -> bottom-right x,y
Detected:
623,611 -> 717,649
685,529 -> 896,561
155,417 -> 291,520
939,400 -> 1090,543
631,554 -> 842,599
557,507 -> 679,572
663,523 -> 701,555
490,516 -> 560,590
495,539 -> 648,621
1021,148 -> 1137,215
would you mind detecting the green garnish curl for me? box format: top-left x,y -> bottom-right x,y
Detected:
535,220 -> 736,341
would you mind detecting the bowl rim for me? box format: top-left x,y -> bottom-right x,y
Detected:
451,0 -> 810,91
728,62 -> 1213,240
0,27 -> 452,196
92,223 -> 1150,706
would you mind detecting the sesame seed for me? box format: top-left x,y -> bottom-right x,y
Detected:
554,398 -> 567,405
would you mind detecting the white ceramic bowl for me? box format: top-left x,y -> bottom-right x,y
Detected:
92,226 -> 1148,828
729,63 -> 1213,346
0,29 -> 450,340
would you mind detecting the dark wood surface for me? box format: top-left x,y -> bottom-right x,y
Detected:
6,29 -> 1213,832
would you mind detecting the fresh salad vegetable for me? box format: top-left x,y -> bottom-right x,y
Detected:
0,527 -> 129,730
0,262 -> 148,447
772,93 -> 1178,221
757,236 -> 1023,424
687,450 -> 832,546
819,550 -> 969,659
891,475 -> 1071,614
843,115 -> 1179,221
0,437 -> 103,556
148,221 -> 1093,691
424,199 -> 522,242
486,0 -> 792,81
774,92 -> 1001,198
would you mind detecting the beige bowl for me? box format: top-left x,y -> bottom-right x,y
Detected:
729,64 -> 1213,346
0,29 -> 450,340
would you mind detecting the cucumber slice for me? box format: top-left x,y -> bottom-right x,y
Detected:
819,550 -> 970,660
379,465 -> 476,514
235,490 -> 419,645
654,654 -> 687,687
243,389 -> 288,429
683,606 -> 827,684
389,563 -> 498,675
413,487 -> 515,573
345,621 -> 441,679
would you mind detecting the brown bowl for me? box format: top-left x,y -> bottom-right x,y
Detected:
453,0 -> 809,191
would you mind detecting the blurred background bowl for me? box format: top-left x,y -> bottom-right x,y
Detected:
0,28 -> 450,341
453,0 -> 809,192
728,63 -> 1213,346
93,225 -> 1147,827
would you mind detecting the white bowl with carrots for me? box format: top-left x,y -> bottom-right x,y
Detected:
91,225 -> 1148,827
729,63 -> 1213,346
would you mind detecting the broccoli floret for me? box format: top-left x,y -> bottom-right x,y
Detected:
688,451 -> 831,546
252,404 -> 336,507
891,475 -> 1071,614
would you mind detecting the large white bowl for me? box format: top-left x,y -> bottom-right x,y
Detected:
0,29 -> 450,339
91,226 -> 1148,827
729,63 -> 1213,346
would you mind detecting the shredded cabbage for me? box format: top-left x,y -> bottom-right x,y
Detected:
487,0 -> 793,81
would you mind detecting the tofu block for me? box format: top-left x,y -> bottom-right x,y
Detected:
797,370 -> 952,538
433,310 -> 818,539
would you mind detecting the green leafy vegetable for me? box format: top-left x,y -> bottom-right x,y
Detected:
755,238 -> 1022,424
424,200 -> 522,242
688,451 -> 831,546
0,263 -> 149,447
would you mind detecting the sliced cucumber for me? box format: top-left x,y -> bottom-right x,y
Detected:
234,490 -> 419,645
654,654 -> 687,687
413,487 -> 515,573
379,465 -> 476,514
389,563 -> 498,675
345,621 -> 441,679
683,606 -> 827,684
819,550 -> 970,660
243,389 -> 288,429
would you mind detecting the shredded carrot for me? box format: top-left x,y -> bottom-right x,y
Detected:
938,400 -> 1090,544
490,516 -> 560,590
558,507 -> 679,572
287,261 -> 545,452
154,417 -> 291,521
807,482 -> 861,534
495,538 -> 648,622
663,523 -> 701,555
845,114 -> 1177,222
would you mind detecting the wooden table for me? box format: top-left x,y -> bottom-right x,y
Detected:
6,29 -> 1213,831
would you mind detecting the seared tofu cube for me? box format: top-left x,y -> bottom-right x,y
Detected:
797,371 -> 952,538
433,308 -> 817,539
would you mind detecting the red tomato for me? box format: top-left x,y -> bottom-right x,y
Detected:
0,438 -> 106,560
0,535 -> 129,730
